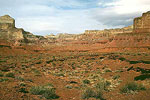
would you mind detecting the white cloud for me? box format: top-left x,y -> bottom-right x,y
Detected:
16,9 -> 108,35
103,0 -> 150,14
93,0 -> 150,27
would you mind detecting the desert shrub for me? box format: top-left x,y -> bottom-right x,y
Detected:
5,72 -> 15,78
82,81 -> 108,100
0,66 -> 10,72
54,73 -> 64,77
46,60 -> 53,64
0,72 -> 4,77
130,61 -> 139,64
30,84 -> 59,99
82,87 -> 104,100
94,89 -> 104,100
0,78 -> 9,82
52,62 -> 56,67
137,84 -> 146,90
36,61 -> 42,64
99,57 -> 105,59
19,88 -> 28,93
26,79 -> 33,82
52,56 -> 56,61
19,82 -> 26,87
113,75 -> 120,80
82,87 -> 95,99
115,69 -> 123,73
32,69 -> 41,76
95,80 -> 111,91
82,79 -> 90,84
15,76 -> 25,81
65,85 -> 73,89
119,57 -> 126,61
120,82 -> 146,93
104,68 -> 112,73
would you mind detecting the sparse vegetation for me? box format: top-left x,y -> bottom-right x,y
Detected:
120,82 -> 146,93
82,80 -> 109,100
82,87 -> 95,99
30,84 -> 59,99
5,72 -> 15,78
15,76 -> 25,81
0,72 -> 4,77
0,66 -> 10,72
82,87 -> 104,100
113,75 -> 120,80
104,68 -> 112,73
19,87 -> 28,93
95,80 -> 111,91
0,48 -> 150,100
32,69 -> 41,76
65,85 -> 73,89
82,79 -> 90,84
0,78 -> 9,82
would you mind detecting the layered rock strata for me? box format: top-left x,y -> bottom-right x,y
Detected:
0,11 -> 150,49
133,11 -> 150,33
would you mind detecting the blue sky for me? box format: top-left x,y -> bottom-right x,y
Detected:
0,0 -> 150,35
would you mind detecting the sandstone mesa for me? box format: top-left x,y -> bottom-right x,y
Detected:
0,11 -> 150,49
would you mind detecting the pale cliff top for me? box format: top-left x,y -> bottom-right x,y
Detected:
0,15 -> 15,24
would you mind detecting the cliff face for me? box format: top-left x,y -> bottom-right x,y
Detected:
0,11 -> 150,49
84,25 -> 133,35
133,11 -> 150,33
0,15 -> 46,45
0,15 -> 15,29
0,15 -> 25,45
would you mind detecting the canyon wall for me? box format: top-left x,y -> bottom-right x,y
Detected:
0,11 -> 150,49
133,11 -> 150,33
0,15 -> 24,45
0,15 -> 48,45
84,25 -> 133,36
0,15 -> 15,29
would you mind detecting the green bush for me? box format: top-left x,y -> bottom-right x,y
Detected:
19,82 -> 26,86
30,84 -> 59,99
82,87 -> 95,99
82,79 -> 90,84
15,76 -> 25,81
19,88 -> 28,93
82,87 -> 104,100
0,72 -> 4,77
120,82 -> 146,93
104,68 -> 112,73
94,90 -> 104,100
82,81 -> 108,100
0,78 -> 9,82
5,72 -> 15,78
113,75 -> 120,80
95,80 -> 111,91
26,79 -> 33,82
65,85 -> 73,89
32,69 -> 41,76
0,66 -> 10,72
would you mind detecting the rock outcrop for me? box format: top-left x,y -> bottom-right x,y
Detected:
0,15 -> 25,45
133,11 -> 150,33
0,15 -> 15,29
0,15 -> 46,45
84,25 -> 133,35
0,11 -> 150,49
